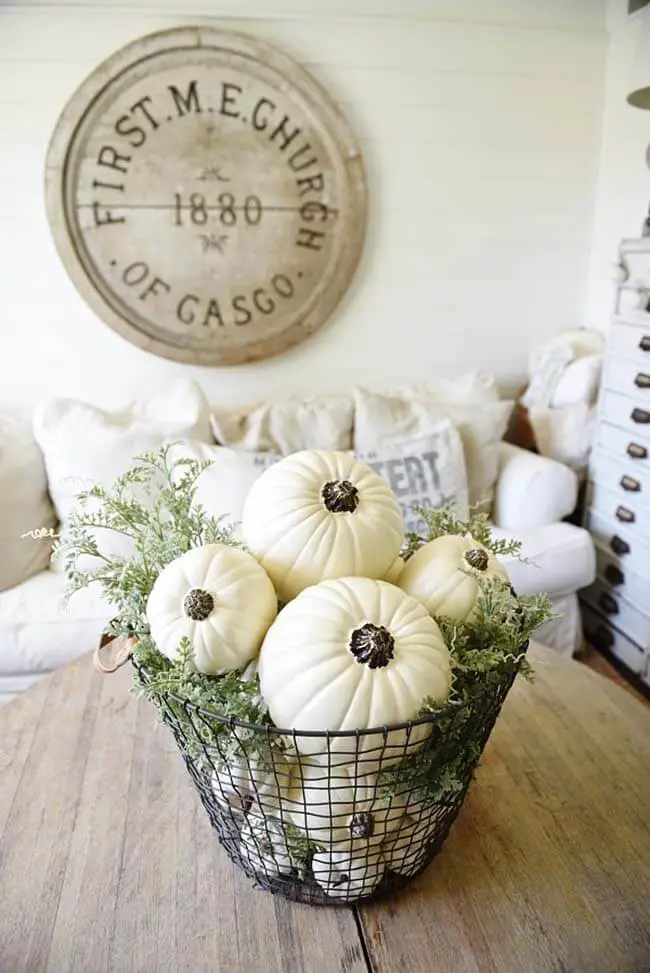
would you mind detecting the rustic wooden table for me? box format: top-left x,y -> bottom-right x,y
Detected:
1,643 -> 649,973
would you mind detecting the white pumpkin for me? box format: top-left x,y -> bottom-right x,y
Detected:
239,817 -> 301,877
241,450 -> 403,601
285,763 -> 411,847
258,577 -> 451,766
399,533 -> 510,622
146,543 -> 277,674
211,751 -> 293,816
312,842 -> 384,901
384,555 -> 405,584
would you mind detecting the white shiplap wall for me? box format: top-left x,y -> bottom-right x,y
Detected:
0,0 -> 606,411
584,0 -> 650,334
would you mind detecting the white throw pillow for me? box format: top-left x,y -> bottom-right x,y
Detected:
168,442 -> 279,532
550,355 -> 602,408
355,423 -> 469,533
210,394 -> 354,454
0,416 -> 57,591
528,404 -> 596,472
33,380 -> 212,570
353,387 -> 512,511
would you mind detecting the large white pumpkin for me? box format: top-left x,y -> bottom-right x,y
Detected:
399,533 -> 510,622
146,543 -> 277,674
241,450 -> 403,602
258,577 -> 451,765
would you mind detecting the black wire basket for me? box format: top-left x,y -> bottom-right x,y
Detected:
132,640 -> 527,907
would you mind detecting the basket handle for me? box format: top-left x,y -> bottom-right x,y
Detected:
94,630 -> 137,674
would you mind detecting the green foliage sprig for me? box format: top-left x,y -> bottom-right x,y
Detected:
379,504 -> 555,801
55,445 -> 278,766
401,504 -> 523,561
132,633 -> 279,769
379,577 -> 554,801
56,444 -> 240,639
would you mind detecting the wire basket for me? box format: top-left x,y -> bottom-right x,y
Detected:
132,639 -> 527,907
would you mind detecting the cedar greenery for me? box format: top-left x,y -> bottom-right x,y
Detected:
55,445 -> 277,766
57,444 -> 243,638
378,504 -> 555,802
401,504 -> 524,561
57,446 -> 555,868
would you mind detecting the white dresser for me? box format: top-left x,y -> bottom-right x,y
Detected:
581,238 -> 650,688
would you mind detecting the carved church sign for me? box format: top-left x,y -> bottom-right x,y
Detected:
45,27 -> 367,364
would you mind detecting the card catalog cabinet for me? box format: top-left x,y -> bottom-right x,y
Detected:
580,238 -> 650,688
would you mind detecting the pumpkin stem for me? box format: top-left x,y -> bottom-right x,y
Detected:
350,811 -> 374,839
349,623 -> 395,669
464,548 -> 489,571
183,588 -> 215,621
321,479 -> 359,513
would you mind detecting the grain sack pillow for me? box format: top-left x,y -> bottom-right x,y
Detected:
354,387 -> 513,511
210,394 -> 354,454
33,380 -> 212,571
355,421 -> 469,533
0,416 -> 57,592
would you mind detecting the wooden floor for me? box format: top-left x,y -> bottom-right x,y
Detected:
577,643 -> 648,705
2,644 -> 650,972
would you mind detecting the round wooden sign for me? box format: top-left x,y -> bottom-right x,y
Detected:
45,27 -> 367,365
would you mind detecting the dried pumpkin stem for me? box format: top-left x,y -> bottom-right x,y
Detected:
464,549 -> 489,571
183,588 -> 215,621
349,622 -> 395,669
349,811 -> 374,839
321,479 -> 359,513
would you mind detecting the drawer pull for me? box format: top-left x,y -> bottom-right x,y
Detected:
631,407 -> 650,424
640,335 -> 650,352
605,563 -> 625,586
610,535 -> 631,556
627,441 -> 648,459
589,625 -> 615,652
598,592 -> 619,615
615,504 -> 635,523
620,475 -> 641,492
635,372 -> 650,389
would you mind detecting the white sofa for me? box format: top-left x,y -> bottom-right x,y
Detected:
0,382 -> 596,706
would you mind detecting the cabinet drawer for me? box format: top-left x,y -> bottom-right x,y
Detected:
588,481 -> 650,534
610,317 -> 650,361
594,544 -> 650,608
589,448 -> 650,502
585,509 -> 650,579
599,390 -> 650,435
594,422 -> 650,464
604,355 -> 650,398
582,578 -> 650,650
581,603 -> 647,674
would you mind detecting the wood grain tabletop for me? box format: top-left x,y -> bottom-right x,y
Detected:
1,643 -> 649,973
